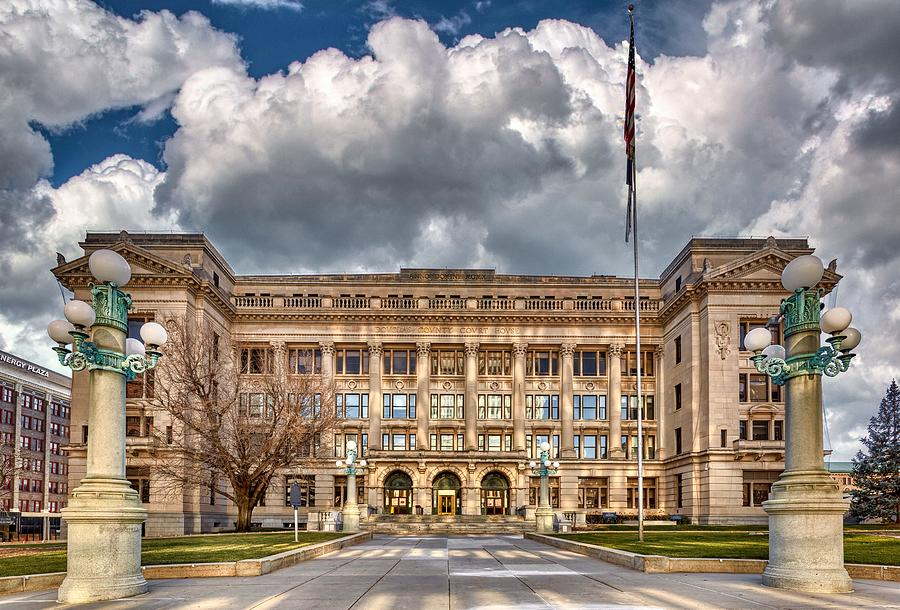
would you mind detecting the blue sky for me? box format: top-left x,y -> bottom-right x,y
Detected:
43,0 -> 710,186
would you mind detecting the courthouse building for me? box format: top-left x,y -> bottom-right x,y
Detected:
0,350 -> 71,538
53,232 -> 839,535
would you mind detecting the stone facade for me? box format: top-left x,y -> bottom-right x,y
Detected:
53,232 -> 840,535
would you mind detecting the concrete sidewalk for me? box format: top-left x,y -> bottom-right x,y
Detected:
1,534 -> 898,609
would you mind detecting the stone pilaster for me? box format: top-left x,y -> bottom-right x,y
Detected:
608,343 -> 624,459
512,343 -> 528,451
560,343 -> 576,458
416,343 -> 431,451
367,343 -> 383,450
269,341 -> 286,376
654,344 -> 666,460
464,343 -> 479,451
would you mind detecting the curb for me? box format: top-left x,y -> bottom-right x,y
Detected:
0,532 -> 372,595
526,533 -> 900,581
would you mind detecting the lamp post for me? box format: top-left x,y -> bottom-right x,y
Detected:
744,254 -> 861,593
47,249 -> 167,604
529,441 -> 559,533
336,440 -> 366,533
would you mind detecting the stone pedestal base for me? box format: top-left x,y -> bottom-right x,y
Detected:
535,506 -> 554,533
762,471 -> 853,594
58,479 -> 148,604
343,504 -> 360,533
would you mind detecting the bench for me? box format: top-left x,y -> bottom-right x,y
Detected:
669,514 -> 685,525
601,512 -> 618,524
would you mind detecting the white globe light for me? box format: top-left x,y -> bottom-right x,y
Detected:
744,327 -> 772,353
820,307 -> 852,334
539,441 -> 551,452
529,461 -> 536,468
88,249 -> 132,286
335,460 -> 343,468
346,439 -> 357,451
126,338 -> 146,357
140,322 -> 168,347
359,459 -> 367,467
543,459 -> 551,467
63,300 -> 96,328
47,319 -> 75,344
781,255 -> 824,292
761,344 -> 786,361
839,327 -> 861,352
552,461 -> 560,469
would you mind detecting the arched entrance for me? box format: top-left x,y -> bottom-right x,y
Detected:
432,472 -> 462,515
383,471 -> 413,515
481,472 -> 510,516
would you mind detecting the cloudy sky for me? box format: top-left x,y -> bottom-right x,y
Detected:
1,0 -> 898,460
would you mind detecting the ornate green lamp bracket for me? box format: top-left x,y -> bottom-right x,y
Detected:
531,449 -> 558,477
340,447 -> 365,476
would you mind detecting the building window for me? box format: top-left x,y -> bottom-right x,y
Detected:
337,394 -> 369,419
674,336 -> 682,364
742,471 -> 778,506
333,475 -> 365,507
383,394 -> 416,419
128,478 -> 151,503
336,349 -> 369,375
774,420 -> 783,441
578,477 -> 608,509
674,384 -> 682,410
721,429 -> 728,447
624,351 -> 654,377
626,477 -> 657,509
478,350 -> 512,376
574,395 -> 607,420
285,475 -> 316,507
289,348 -> 322,374
239,347 -> 271,374
383,349 -> 416,375
526,395 -> 559,420
213,272 -> 220,288
528,476 -> 560,507
739,320 -> 781,351
240,393 -> 273,419
430,394 -> 464,419
431,349 -> 464,376
752,420 -> 770,441
478,394 -> 511,419
739,420 -> 748,440
675,427 -> 683,455
676,473 -> 684,508
582,435 -> 597,459
739,373 -> 780,402
675,276 -> 682,292
573,350 -> 607,376
620,395 -> 654,420
525,350 -> 559,376
529,434 -> 559,458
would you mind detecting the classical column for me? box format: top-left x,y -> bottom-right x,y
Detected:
654,344 -> 666,460
319,341 -> 335,385
560,343 -> 576,458
270,341 -> 286,375
464,342 -> 479,450
416,342 -> 431,451
368,343 -> 383,450
608,343 -> 624,459
512,343 -> 528,451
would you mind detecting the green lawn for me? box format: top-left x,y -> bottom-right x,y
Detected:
556,531 -> 900,566
0,532 -> 346,578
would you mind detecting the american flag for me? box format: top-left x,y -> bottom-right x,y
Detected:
624,6 -> 636,242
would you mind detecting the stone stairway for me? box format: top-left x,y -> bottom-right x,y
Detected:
361,514 -> 534,535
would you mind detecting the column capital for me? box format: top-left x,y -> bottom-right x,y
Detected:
609,343 -> 625,358
560,343 -> 577,358
512,343 -> 529,357
368,342 -> 383,357
655,344 -> 665,358
319,341 -> 335,355
416,342 -> 431,356
464,342 -> 480,357
269,340 -> 286,353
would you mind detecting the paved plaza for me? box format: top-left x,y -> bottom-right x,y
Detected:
2,535 -> 899,609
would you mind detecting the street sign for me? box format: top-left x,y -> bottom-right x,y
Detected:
289,482 -> 301,509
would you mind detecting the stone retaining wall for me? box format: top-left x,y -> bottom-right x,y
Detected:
527,533 -> 900,581
0,532 -> 372,595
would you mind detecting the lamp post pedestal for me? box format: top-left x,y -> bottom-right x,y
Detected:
533,449 -> 556,534
343,472 -> 360,533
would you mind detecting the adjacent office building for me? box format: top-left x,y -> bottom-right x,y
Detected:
53,232 -> 839,535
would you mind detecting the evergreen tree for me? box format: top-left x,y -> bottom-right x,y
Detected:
850,380 -> 900,523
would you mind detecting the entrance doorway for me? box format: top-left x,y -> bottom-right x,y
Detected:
432,471 -> 462,515
481,472 -> 510,515
383,471 -> 413,515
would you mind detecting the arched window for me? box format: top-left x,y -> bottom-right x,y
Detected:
432,472 -> 462,515
383,471 -> 413,515
480,472 -> 510,516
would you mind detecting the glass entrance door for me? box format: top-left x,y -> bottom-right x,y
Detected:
483,489 -> 507,515
438,491 -> 456,515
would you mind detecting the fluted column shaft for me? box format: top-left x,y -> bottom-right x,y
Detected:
654,345 -> 665,460
368,343 -> 383,450
416,343 -> 431,451
512,343 -> 528,451
560,343 -> 576,458
608,343 -> 624,459
464,343 -> 479,450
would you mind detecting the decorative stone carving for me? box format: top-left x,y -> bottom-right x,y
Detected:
715,321 -> 731,360
347,380 -> 357,390
395,380 -> 404,390
766,235 -> 777,248
656,344 -> 665,358
538,381 -> 547,391
368,342 -> 383,357
585,382 -> 595,391
608,343 -> 625,358
319,341 -> 335,355
512,343 -> 529,357
464,342 -> 480,357
827,258 -> 837,273
490,381 -> 500,390
560,343 -> 577,358
182,254 -> 192,267
703,258 -> 713,273
442,381 -> 452,390
416,342 -> 431,356
269,340 -> 285,353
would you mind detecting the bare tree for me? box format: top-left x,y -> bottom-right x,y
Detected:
147,318 -> 335,531
0,443 -> 20,515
